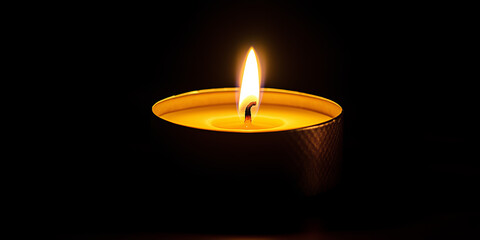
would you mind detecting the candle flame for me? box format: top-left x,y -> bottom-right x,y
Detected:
238,47 -> 261,120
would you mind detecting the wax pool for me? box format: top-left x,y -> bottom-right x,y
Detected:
153,88 -> 342,133
162,104 -> 331,132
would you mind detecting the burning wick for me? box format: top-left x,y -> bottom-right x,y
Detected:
244,101 -> 257,125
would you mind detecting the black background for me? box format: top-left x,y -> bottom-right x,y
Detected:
39,1 -> 477,238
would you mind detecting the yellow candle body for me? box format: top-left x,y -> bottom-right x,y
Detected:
153,88 -> 342,133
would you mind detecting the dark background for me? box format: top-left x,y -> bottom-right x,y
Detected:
41,1 -> 477,238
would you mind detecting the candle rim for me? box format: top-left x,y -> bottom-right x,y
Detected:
154,87 -> 341,109
152,87 -> 343,134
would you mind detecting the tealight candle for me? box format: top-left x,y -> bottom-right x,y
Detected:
152,47 -> 343,195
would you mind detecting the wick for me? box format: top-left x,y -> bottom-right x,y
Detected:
244,101 -> 257,125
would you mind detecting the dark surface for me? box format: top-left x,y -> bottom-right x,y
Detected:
35,1 -> 477,238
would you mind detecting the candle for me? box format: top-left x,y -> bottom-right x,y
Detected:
151,47 -> 343,196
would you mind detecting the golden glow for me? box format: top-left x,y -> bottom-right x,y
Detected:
238,47 -> 261,120
152,88 -> 342,133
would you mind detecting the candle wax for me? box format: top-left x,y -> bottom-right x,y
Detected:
153,88 -> 341,133
161,104 -> 331,132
